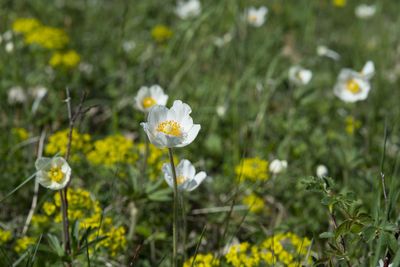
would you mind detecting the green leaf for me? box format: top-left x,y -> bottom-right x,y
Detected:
319,232 -> 335,239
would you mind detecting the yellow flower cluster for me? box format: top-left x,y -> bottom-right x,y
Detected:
49,50 -> 81,69
183,253 -> 220,267
332,0 -> 346,7
12,18 -> 41,34
25,26 -> 69,50
137,143 -> 171,180
39,188 -> 127,257
86,135 -> 137,167
151,24 -> 173,43
14,236 -> 35,253
345,116 -> 361,135
45,129 -> 91,161
226,232 -> 312,267
225,242 -> 260,267
235,157 -> 269,182
12,17 -> 81,69
11,127 -> 29,141
242,194 -> 265,213
0,228 -> 12,244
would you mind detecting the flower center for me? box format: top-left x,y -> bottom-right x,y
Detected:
346,79 -> 361,94
248,14 -> 258,23
176,175 -> 187,185
48,166 -> 64,183
142,97 -> 156,109
156,120 -> 182,137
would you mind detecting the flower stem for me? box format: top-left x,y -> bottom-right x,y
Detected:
168,148 -> 179,267
60,189 -> 71,256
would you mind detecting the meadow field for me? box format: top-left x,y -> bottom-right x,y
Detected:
1,0 -> 400,266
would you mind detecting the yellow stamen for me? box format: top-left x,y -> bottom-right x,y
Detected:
346,79 -> 361,94
248,15 -> 258,23
47,166 -> 64,183
156,120 -> 182,137
176,176 -> 187,185
142,97 -> 156,109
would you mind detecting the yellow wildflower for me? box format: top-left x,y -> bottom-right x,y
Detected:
45,129 -> 91,161
25,26 -> 69,49
86,135 -> 137,167
345,116 -> 361,135
225,242 -> 260,267
151,24 -> 173,43
243,194 -> 264,213
0,228 -> 12,244
12,18 -> 41,34
235,157 -> 269,182
12,127 -> 29,141
183,253 -> 220,267
332,0 -> 346,7
49,50 -> 81,69
14,236 -> 35,253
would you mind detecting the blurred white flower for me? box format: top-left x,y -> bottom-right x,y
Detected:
8,86 -> 27,104
35,157 -> 71,190
245,6 -> 268,27
122,40 -> 136,53
3,30 -> 13,41
5,42 -> 14,53
269,159 -> 288,174
78,62 -> 94,75
162,159 -> 207,191
377,259 -> 392,267
134,85 -> 168,113
216,105 -> 227,117
175,0 -> 201,19
30,86 -> 48,113
141,100 -> 201,148
289,66 -> 313,85
317,45 -> 340,61
355,4 -> 376,19
334,61 -> 375,103
316,165 -> 328,178
213,33 -> 233,48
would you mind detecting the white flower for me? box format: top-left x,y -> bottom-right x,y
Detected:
213,33 -> 233,48
78,62 -> 94,75
134,85 -> 168,113
216,105 -> 227,117
35,157 -> 71,190
162,159 -> 207,191
141,100 -> 201,148
3,30 -> 13,41
269,159 -> 288,174
8,86 -> 27,104
355,4 -> 376,19
5,42 -> 14,53
334,61 -> 375,103
122,40 -> 136,53
377,259 -> 392,267
289,66 -> 313,85
316,165 -> 328,178
245,6 -> 268,27
29,86 -> 48,113
317,45 -> 340,61
175,0 -> 201,19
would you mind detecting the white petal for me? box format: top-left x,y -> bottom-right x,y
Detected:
162,163 -> 174,188
35,157 -> 52,170
177,124 -> 200,147
361,61 -> 375,79
187,171 -> 207,191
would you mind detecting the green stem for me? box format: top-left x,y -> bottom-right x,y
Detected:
168,148 -> 179,267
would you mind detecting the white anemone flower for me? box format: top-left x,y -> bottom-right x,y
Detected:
8,86 -> 27,104
317,45 -> 340,61
377,259 -> 392,267
355,4 -> 376,19
29,86 -> 48,113
269,159 -> 288,174
245,6 -> 268,27
141,100 -> 201,148
316,165 -> 328,178
162,159 -> 207,191
289,66 -> 313,86
334,61 -> 375,103
175,0 -> 201,19
35,157 -> 71,190
134,85 -> 168,113
5,42 -> 14,53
